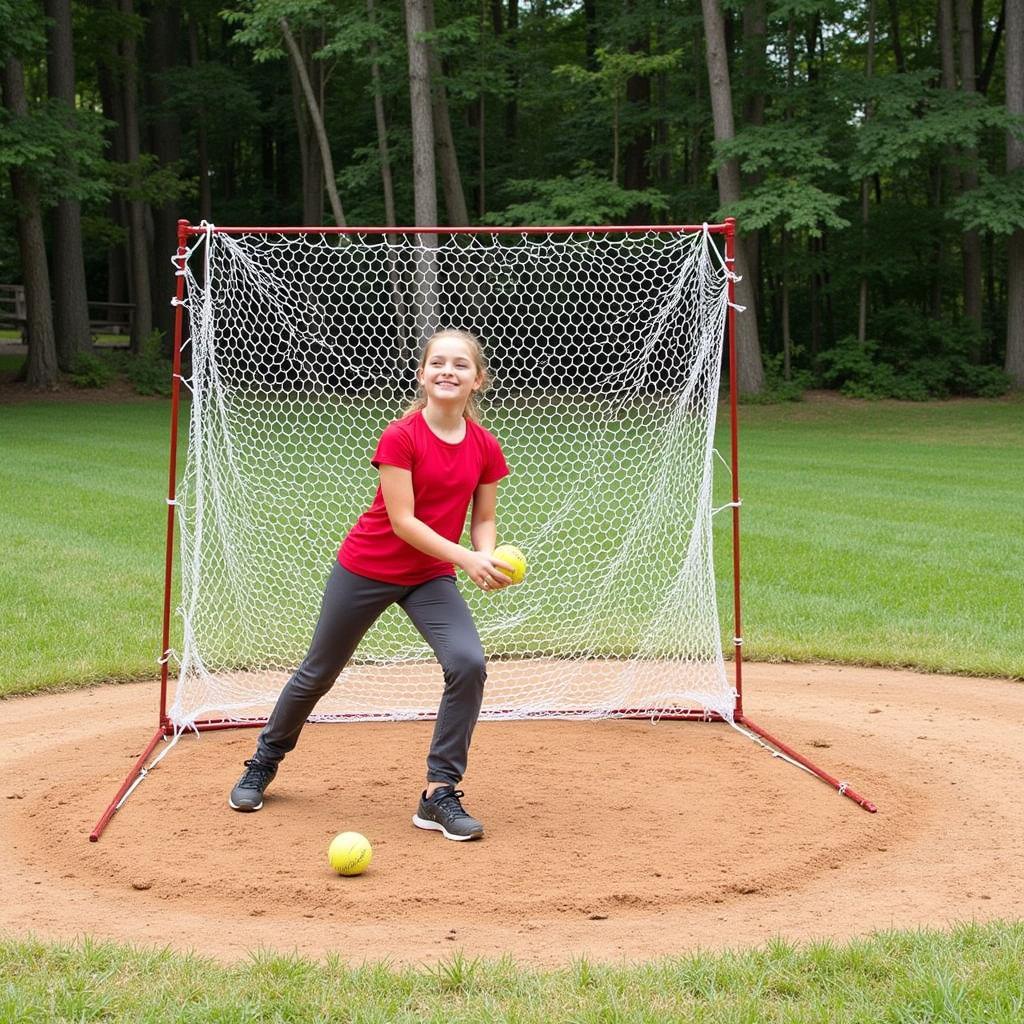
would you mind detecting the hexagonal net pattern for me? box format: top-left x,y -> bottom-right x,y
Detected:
168,227 -> 736,729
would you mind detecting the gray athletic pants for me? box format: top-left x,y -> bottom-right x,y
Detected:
255,563 -> 486,786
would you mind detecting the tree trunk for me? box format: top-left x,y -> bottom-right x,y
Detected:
287,58 -> 316,223
623,24 -> 652,221
98,62 -> 129,318
1005,0 -> 1024,385
701,0 -> 764,393
654,70 -> 670,185
886,0 -> 906,73
406,0 -> 437,236
688,25 -> 703,187
2,58 -> 59,389
119,0 -> 153,353
977,1 -> 1005,96
955,0 -> 984,333
405,0 -> 439,339
424,0 -> 469,225
858,0 -> 876,344
367,0 -> 397,230
583,0 -> 598,70
741,0 -> 766,314
505,0 -> 519,144
280,18 -> 346,228
145,0 -> 182,350
188,15 -> 212,220
45,0 -> 92,369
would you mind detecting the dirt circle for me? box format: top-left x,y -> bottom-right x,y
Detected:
2,663 -> 1022,965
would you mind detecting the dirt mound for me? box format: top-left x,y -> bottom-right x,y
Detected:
2,663 -> 1021,965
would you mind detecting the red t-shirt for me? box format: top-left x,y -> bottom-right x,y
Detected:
338,410 -> 510,585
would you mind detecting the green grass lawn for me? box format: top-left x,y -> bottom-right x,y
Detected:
1,393 -> 1021,696
3,922 -> 1022,1023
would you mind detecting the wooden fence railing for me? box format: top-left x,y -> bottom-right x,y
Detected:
0,284 -> 135,344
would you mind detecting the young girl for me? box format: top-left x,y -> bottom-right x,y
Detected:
228,329 -> 514,841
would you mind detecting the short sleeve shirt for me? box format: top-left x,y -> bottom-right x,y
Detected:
338,410 -> 510,585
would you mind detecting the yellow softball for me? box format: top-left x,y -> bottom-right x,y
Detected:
492,544 -> 527,585
328,831 -> 373,876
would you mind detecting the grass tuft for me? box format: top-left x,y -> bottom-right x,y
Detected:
4,923 -> 1024,1021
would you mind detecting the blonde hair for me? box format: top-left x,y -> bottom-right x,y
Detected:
403,329 -> 491,423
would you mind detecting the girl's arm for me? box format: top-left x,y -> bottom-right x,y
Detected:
379,466 -> 511,589
469,481 -> 499,555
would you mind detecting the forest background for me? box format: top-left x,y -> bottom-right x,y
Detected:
1,0 -> 1022,399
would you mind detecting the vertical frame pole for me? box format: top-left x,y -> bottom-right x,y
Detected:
159,219 -> 191,730
724,217 -> 744,719
90,220 -> 192,840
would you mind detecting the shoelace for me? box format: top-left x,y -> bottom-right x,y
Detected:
239,759 -> 274,788
434,788 -> 473,820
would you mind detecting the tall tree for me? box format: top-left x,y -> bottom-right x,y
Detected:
279,17 -> 346,227
367,0 -> 396,229
700,0 -> 763,394
1,56 -> 59,388
118,0 -> 154,352
45,0 -> 92,369
622,10 -> 652,213
424,0 -> 468,225
186,12 -> 212,221
1006,0 -> 1024,385
405,0 -> 438,338
857,0 -> 876,344
740,0 -> 766,311
405,0 -> 436,235
145,0 -> 183,344
954,0 -> 983,330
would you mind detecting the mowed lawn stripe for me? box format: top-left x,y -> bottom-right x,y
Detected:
1,395 -> 1022,695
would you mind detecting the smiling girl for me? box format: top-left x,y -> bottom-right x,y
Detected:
227,329 -> 513,841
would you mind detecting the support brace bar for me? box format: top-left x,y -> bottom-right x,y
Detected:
738,714 -> 878,812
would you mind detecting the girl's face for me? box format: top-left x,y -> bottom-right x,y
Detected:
418,336 -> 483,408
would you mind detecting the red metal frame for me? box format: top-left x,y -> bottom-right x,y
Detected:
89,218 -> 875,842
186,223 -> 728,236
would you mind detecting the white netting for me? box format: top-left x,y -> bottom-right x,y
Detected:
168,226 -> 735,728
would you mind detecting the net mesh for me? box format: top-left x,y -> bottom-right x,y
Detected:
169,227 -> 735,728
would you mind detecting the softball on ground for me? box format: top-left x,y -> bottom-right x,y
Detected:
492,544 -> 527,585
328,831 -> 373,876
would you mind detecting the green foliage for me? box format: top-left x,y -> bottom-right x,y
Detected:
818,327 -> 1012,401
949,169 -> 1024,236
847,73 -> 1017,179
713,125 -> 849,236
0,100 -> 109,209
556,46 -> 683,94
721,178 -> 849,235
740,352 -> 813,404
486,164 -> 667,225
715,123 -> 839,177
158,62 -> 265,128
123,331 -> 173,396
0,0 -> 45,61
108,154 -> 195,207
67,352 -> 117,389
223,0 -> 339,63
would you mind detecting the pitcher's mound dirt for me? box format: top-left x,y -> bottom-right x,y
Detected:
2,663 -> 1022,965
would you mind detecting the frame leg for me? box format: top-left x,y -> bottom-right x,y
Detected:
89,727 -> 169,841
738,714 -> 878,812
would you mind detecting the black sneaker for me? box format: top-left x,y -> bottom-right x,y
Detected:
412,786 -> 484,841
228,758 -> 278,812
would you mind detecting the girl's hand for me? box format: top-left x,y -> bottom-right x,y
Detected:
460,550 -> 515,592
